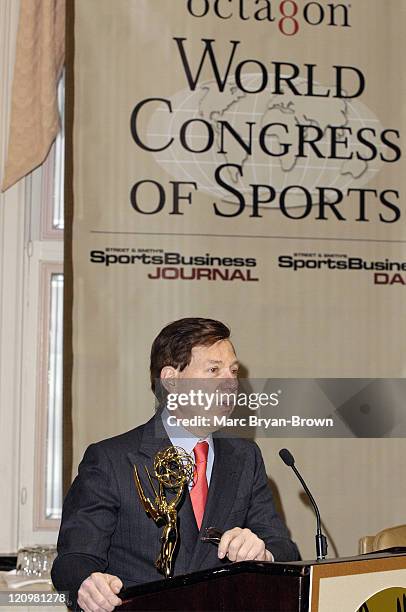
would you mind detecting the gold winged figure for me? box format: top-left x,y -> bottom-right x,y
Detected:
133,446 -> 194,578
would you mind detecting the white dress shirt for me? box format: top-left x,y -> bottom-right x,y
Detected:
161,407 -> 214,488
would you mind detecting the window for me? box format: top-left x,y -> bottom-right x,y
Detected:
20,74 -> 65,542
41,74 -> 65,238
45,272 -> 63,519
34,265 -> 63,528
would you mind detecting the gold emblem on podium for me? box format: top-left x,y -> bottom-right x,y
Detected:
358,586 -> 406,611
133,446 -> 194,578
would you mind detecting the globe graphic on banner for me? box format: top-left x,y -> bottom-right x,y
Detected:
147,75 -> 385,209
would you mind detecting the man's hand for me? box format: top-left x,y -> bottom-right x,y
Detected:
77,572 -> 123,612
218,527 -> 273,562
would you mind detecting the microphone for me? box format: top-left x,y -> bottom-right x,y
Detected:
279,448 -> 328,561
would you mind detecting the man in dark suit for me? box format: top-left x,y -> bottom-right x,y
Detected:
52,318 -> 299,611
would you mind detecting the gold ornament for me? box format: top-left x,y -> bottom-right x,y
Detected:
133,446 -> 194,578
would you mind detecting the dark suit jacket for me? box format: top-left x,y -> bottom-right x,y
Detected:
52,414 -> 299,608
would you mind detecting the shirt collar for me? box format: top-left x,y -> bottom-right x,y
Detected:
161,406 -> 214,458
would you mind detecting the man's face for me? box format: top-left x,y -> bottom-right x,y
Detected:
161,339 -> 239,436
179,339 -> 239,381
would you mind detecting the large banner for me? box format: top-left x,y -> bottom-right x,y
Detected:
69,0 -> 406,557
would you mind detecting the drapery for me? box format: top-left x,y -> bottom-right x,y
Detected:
1,0 -> 64,191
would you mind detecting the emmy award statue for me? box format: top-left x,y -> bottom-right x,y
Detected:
133,446 -> 194,578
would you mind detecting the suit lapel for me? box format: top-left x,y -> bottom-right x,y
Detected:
178,490 -> 199,553
137,413 -> 169,459
189,436 -> 246,572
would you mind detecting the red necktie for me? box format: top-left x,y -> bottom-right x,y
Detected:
190,441 -> 209,529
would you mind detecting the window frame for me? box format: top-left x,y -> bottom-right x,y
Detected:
34,262 -> 63,531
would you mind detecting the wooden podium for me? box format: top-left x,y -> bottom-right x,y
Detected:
118,552 -> 406,611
